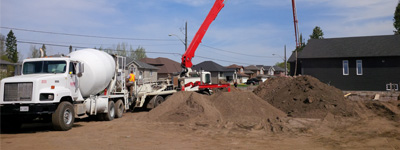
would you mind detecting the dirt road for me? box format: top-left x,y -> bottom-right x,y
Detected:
2,103 -> 400,150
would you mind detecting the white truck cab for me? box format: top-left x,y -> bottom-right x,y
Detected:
1,49 -> 128,131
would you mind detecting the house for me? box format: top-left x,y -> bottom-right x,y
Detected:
126,57 -> 159,83
0,59 -> 21,79
257,65 -> 279,82
226,64 -> 249,83
140,57 -> 181,79
273,66 -> 286,76
244,65 -> 264,79
257,65 -> 275,76
288,35 -> 400,91
192,61 -> 235,84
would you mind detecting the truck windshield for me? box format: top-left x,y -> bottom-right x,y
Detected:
23,61 -> 67,74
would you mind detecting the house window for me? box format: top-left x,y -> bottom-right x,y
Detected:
219,72 -> 223,77
150,70 -> 153,76
342,60 -> 349,75
386,83 -> 399,91
356,60 -> 362,75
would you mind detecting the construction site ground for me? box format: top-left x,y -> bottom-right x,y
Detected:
1,76 -> 400,150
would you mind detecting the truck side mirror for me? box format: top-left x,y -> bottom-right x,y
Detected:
79,63 -> 84,73
77,63 -> 84,77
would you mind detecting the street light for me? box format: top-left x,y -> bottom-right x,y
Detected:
169,34 -> 187,51
169,21 -> 188,51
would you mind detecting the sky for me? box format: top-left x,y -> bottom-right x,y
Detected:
0,0 -> 398,66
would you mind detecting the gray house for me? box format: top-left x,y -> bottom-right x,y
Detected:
288,35 -> 400,91
125,57 -> 159,83
192,61 -> 235,84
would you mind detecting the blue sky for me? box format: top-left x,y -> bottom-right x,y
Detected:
1,0 -> 398,66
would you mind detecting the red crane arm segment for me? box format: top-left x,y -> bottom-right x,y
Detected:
181,0 -> 225,68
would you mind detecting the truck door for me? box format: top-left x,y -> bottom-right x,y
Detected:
68,62 -> 79,99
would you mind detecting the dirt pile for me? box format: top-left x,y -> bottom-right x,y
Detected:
145,91 -> 287,131
364,100 -> 400,121
210,92 -> 286,131
253,75 -> 357,119
146,92 -> 221,124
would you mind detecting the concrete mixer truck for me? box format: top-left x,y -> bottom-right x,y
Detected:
0,49 -> 129,131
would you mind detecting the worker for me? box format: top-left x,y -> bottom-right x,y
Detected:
126,71 -> 135,98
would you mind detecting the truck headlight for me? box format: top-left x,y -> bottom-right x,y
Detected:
48,94 -> 54,100
40,93 -> 54,101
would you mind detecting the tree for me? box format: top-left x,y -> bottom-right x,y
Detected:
275,62 -> 290,72
29,45 -> 40,58
0,34 -> 5,55
394,1 -> 400,34
310,26 -> 324,39
116,42 -> 127,57
41,44 -> 47,57
5,30 -> 18,63
133,46 -> 147,60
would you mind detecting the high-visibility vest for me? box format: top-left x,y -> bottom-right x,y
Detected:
129,73 -> 135,82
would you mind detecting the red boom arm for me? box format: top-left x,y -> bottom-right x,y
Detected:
181,0 -> 225,69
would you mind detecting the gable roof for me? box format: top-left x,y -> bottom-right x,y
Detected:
296,35 -> 400,59
245,65 -> 260,70
226,64 -> 243,69
273,66 -> 285,72
140,57 -> 181,74
256,65 -> 272,70
192,61 -> 232,72
126,57 -> 159,70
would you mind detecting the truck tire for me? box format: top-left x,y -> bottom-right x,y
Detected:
52,101 -> 75,131
102,101 -> 115,121
154,96 -> 165,108
114,99 -> 124,118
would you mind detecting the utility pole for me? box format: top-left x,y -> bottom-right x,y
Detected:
284,45 -> 287,76
185,21 -> 188,51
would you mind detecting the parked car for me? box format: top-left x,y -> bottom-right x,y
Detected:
246,78 -> 261,85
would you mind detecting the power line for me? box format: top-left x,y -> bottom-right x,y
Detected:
2,26 -> 279,59
200,44 -> 275,58
1,26 -> 176,41
19,38 -> 181,47
14,40 -> 273,66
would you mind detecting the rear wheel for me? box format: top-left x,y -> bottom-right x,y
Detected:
52,101 -> 75,131
102,101 -> 115,121
153,96 -> 165,108
114,99 -> 124,118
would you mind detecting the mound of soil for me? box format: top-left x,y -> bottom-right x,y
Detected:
145,91 -> 287,131
146,92 -> 221,124
210,92 -> 286,131
364,100 -> 400,121
253,75 -> 357,119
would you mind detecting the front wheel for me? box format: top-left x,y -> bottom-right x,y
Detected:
52,101 -> 75,131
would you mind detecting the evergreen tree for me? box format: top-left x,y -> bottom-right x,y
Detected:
309,26 -> 324,39
5,30 -> 18,63
394,1 -> 400,34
